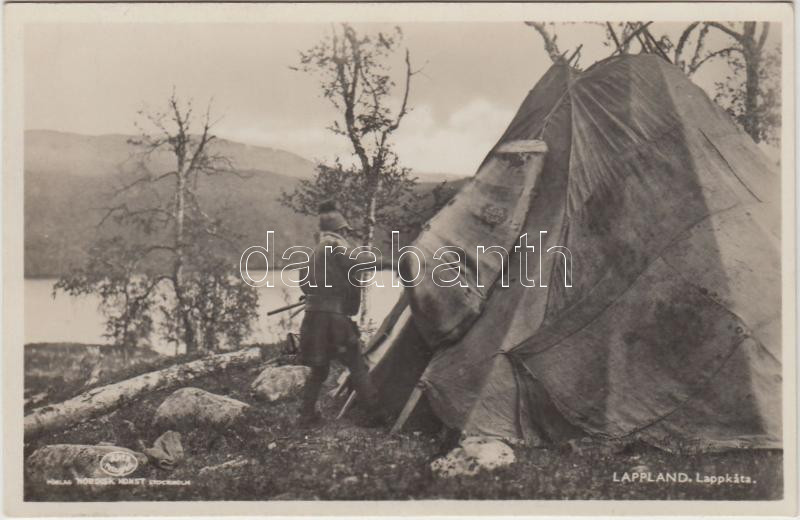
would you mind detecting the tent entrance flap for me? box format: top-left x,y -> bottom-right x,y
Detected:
402,139 -> 548,347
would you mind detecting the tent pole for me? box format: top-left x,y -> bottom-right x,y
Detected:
615,21 -> 653,55
336,390 -> 357,420
606,23 -> 623,54
567,45 -> 583,66
330,370 -> 351,398
635,31 -> 651,53
390,386 -> 423,434
643,28 -> 671,63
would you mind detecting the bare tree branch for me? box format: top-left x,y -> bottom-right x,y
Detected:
688,46 -> 740,74
96,204 -> 173,229
525,22 -> 563,62
706,22 -> 745,43
674,22 -> 699,68
686,23 -> 712,75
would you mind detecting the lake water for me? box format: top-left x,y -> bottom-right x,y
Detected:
25,273 -> 404,355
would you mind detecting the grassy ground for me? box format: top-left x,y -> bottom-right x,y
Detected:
24,345 -> 783,501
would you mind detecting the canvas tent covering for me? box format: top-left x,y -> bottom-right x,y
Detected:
359,54 -> 781,451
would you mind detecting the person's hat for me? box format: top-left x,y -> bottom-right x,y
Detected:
318,200 -> 351,232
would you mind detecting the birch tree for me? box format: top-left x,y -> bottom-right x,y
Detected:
281,24 -> 421,326
526,21 -> 780,144
56,92 -> 257,357
673,22 -> 779,144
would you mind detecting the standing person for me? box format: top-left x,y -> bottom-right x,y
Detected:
296,201 -> 385,428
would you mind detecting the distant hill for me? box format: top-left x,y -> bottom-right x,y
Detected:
25,129 -> 318,179
24,130 -> 466,277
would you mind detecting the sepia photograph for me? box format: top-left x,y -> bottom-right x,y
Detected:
3,2 -> 796,516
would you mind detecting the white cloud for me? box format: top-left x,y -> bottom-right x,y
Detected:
219,97 -> 515,178
218,117 -> 350,165
393,98 -> 515,177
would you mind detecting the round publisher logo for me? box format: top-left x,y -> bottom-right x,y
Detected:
99,451 -> 139,477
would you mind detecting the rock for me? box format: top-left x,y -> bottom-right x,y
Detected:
24,392 -> 48,408
267,442 -> 277,450
25,348 -> 262,440
152,387 -> 249,430
27,444 -> 147,482
250,365 -> 311,402
430,436 -> 515,478
144,431 -> 184,470
342,476 -> 359,485
121,419 -> 137,432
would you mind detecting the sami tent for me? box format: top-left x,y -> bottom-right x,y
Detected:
358,53 -> 781,451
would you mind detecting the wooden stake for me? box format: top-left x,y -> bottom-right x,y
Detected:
336,390 -> 357,420
330,371 -> 350,398
391,386 -> 424,434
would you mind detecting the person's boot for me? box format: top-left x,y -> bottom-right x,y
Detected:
359,414 -> 388,429
296,364 -> 328,430
355,407 -> 391,428
296,410 -> 325,429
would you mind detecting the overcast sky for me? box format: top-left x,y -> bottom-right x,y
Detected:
24,22 -> 780,177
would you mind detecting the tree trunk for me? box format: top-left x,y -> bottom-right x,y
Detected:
173,171 -> 196,353
358,178 -> 380,330
24,347 -> 264,439
743,48 -> 761,143
121,291 -> 131,366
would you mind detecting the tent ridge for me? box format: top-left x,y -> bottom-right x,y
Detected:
507,352 -> 613,439
698,128 -> 763,203
518,331 -> 756,442
616,334 -> 759,440
565,120 -> 686,216
508,198 -> 747,359
659,254 -> 778,356
534,89 -> 572,141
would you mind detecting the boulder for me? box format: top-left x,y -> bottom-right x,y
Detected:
430,436 -> 515,478
143,431 -> 184,470
26,444 -> 147,482
152,387 -> 249,430
250,365 -> 310,402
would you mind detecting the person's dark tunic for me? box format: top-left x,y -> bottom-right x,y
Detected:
297,231 -> 378,417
